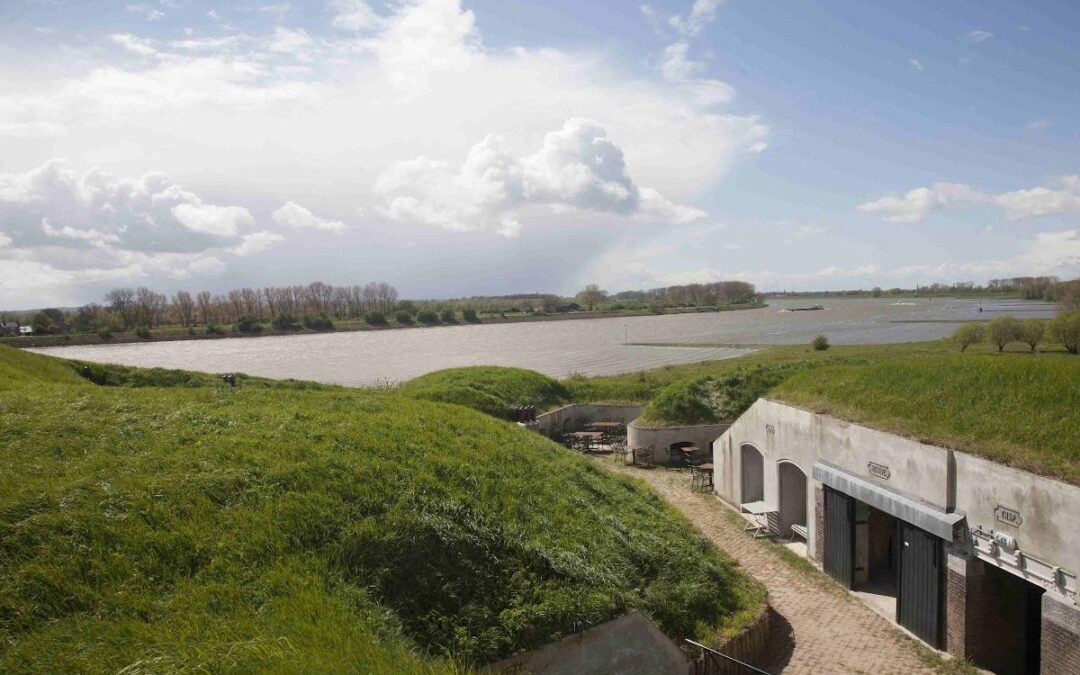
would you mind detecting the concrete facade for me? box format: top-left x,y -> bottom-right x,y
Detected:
713,397 -> 1080,674
627,421 -> 730,464
533,403 -> 644,438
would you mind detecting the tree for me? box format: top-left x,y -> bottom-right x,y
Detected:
951,323 -> 985,353
172,291 -> 195,327
135,287 -> 168,327
104,288 -> 136,328
811,334 -> 829,351
871,287 -> 883,298
1050,311 -> 1080,354
196,291 -> 213,325
575,284 -> 606,311
1018,320 -> 1044,353
987,316 -> 1021,352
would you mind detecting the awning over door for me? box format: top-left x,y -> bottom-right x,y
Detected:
812,462 -> 965,541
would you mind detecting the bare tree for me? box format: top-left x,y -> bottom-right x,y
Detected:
105,288 -> 137,328
196,291 -> 213,325
135,287 -> 168,327
172,291 -> 196,327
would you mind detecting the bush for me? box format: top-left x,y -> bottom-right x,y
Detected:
364,311 -> 388,326
302,314 -> 334,331
395,300 -> 417,316
394,311 -> 413,325
134,325 -> 152,340
811,334 -> 829,351
235,316 -> 263,334
952,323 -> 985,353
987,315 -> 1021,352
416,310 -> 439,325
1018,320 -> 1044,353
97,329 -> 113,341
461,308 -> 479,323
439,308 -> 456,323
1050,311 -> 1080,354
206,324 -> 224,335
271,314 -> 302,330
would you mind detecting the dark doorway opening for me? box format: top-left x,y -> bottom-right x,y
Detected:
854,503 -> 898,616
970,562 -> 1044,675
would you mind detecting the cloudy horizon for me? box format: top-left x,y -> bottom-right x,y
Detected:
2,0 -> 1079,309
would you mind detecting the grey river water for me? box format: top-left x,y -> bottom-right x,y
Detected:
31,297 -> 1056,387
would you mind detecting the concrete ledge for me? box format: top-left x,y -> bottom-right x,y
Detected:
813,462 -> 965,541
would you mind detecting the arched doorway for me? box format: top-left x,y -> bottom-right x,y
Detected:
777,460 -> 807,538
740,444 -> 764,504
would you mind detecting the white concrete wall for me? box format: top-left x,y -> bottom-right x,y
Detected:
714,397 -> 1080,595
534,404 -> 644,437
627,422 -> 730,463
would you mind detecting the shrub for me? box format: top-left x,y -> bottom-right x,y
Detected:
271,314 -> 302,330
1018,320 -> 1044,353
987,315 -> 1021,352
302,314 -> 334,331
416,310 -> 439,325
235,316 -> 263,334
97,328 -> 113,341
1050,311 -> 1080,354
364,311 -> 388,326
395,300 -> 417,316
952,323 -> 985,353
394,311 -> 413,325
439,308 -> 456,323
811,334 -> 829,351
134,325 -> 152,339
206,324 -> 224,335
462,308 -> 479,323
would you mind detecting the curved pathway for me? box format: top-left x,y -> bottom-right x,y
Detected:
594,460 -> 940,674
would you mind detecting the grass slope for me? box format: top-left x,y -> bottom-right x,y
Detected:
0,346 -> 762,672
397,366 -> 571,419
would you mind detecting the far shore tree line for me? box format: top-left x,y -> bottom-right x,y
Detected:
952,312 -> 1080,355
0,279 -> 759,338
775,276 -> 1078,301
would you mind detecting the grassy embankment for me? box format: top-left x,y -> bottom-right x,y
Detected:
0,345 -> 764,672
559,339 -> 1080,485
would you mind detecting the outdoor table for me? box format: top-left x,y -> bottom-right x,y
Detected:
691,463 -> 714,492
676,445 -> 700,467
740,500 -> 777,539
568,431 -> 604,452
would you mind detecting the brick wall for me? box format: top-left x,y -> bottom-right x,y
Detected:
944,552 -> 970,657
1042,595 -> 1080,675
813,487 -> 824,564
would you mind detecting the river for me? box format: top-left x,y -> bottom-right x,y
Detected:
30,297 -> 1056,387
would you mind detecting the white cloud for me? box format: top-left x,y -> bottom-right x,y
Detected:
670,0 -> 724,37
965,29 -> 994,43
859,176 -> 1080,223
231,231 -> 284,255
272,201 -> 346,232
110,33 -> 160,58
1026,118 -> 1051,130
0,232 -> 11,248
374,118 -> 703,237
268,27 -> 314,57
909,58 -> 923,71
329,0 -> 380,31
368,0 -> 481,93
172,203 -> 255,237
126,4 -> 165,22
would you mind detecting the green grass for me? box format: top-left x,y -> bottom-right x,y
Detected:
0,346 -> 763,672
397,366 -> 571,419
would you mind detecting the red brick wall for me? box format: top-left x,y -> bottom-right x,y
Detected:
1042,595 -> 1080,675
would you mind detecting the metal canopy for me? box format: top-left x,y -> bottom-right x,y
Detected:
812,462 -> 965,541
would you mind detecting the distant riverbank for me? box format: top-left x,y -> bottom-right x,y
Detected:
5,302 -> 767,349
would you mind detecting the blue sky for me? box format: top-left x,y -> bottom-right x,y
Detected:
1,0 -> 1079,308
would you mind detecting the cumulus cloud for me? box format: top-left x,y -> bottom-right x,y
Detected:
272,201 -> 346,232
858,177 -> 1080,223
329,0 -> 380,31
374,118 -> 703,237
231,231 -> 284,255
172,203 -> 255,238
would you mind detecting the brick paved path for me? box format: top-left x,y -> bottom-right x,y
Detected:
595,460 -> 937,674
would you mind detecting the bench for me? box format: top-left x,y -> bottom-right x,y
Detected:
790,524 -> 808,541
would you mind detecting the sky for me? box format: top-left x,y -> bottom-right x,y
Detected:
1,0 -> 1079,309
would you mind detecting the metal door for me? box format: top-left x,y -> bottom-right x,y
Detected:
897,521 -> 942,648
824,487 -> 854,588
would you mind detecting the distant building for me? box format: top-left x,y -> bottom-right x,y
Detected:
18,326 -> 33,335
556,302 -> 582,313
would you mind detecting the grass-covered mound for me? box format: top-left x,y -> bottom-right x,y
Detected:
638,377 -> 720,426
398,366 -> 571,419
0,346 -> 763,672
773,351 -> 1080,484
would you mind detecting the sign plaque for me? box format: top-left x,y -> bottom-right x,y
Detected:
994,505 -> 1023,527
867,462 -> 891,480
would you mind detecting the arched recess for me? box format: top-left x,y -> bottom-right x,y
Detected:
561,418 -> 573,433
740,443 -> 764,504
777,460 -> 808,538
